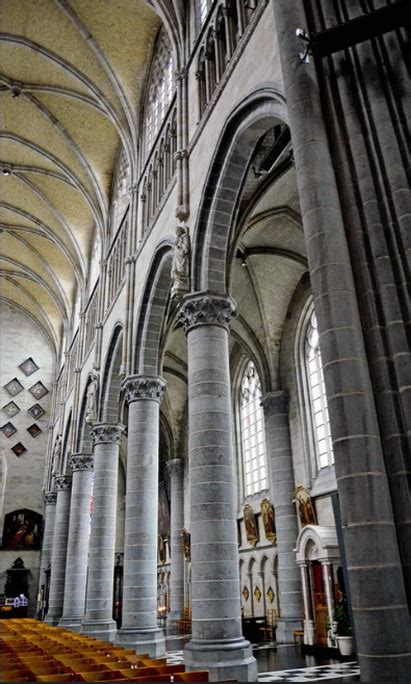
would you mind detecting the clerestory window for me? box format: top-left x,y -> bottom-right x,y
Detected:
239,360 -> 268,496
144,30 -> 174,155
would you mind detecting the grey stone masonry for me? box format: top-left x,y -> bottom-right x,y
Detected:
261,391 -> 302,642
45,475 -> 72,625
167,458 -> 184,620
117,375 -> 166,657
81,423 -> 124,641
59,453 -> 94,630
179,293 -> 257,683
37,491 -> 57,617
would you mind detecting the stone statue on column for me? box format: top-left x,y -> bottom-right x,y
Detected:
51,435 -> 63,477
85,368 -> 99,425
171,225 -> 190,299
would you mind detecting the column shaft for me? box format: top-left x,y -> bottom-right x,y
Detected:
262,391 -> 302,642
37,492 -> 57,618
167,458 -> 184,620
82,423 -> 123,640
117,375 -> 166,657
45,476 -> 72,624
179,293 -> 257,683
60,454 -> 93,630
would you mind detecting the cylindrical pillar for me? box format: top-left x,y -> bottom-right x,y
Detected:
37,491 -> 57,619
45,475 -> 72,624
322,562 -> 335,648
116,376 -> 166,657
179,293 -> 257,683
59,453 -> 94,630
299,564 -> 314,646
167,458 -> 185,620
81,423 -> 124,641
261,391 -> 302,642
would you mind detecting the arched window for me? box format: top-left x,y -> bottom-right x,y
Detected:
304,308 -> 334,470
239,360 -> 267,496
144,30 -> 174,155
110,148 -> 129,235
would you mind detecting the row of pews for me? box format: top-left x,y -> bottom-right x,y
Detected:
1,619 -> 212,682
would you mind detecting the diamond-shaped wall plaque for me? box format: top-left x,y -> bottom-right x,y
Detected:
19,357 -> 39,376
27,424 -> 42,438
28,381 -> 49,400
3,401 -> 20,418
1,422 -> 17,438
11,442 -> 26,457
28,404 -> 46,420
4,378 -> 24,396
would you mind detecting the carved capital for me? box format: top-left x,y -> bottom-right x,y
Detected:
178,292 -> 236,333
91,422 -> 125,445
69,452 -> 94,472
122,375 -> 166,404
167,458 -> 183,478
260,390 -> 289,416
54,475 -> 72,491
44,491 -> 57,505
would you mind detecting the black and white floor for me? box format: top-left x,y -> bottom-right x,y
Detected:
165,642 -> 360,682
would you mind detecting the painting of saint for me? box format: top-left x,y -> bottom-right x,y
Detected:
2,509 -> 42,550
243,504 -> 259,547
261,498 -> 276,544
293,484 -> 317,527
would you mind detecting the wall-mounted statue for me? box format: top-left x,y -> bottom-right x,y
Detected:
293,484 -> 317,527
51,434 -> 62,477
171,225 -> 190,299
85,368 -> 100,425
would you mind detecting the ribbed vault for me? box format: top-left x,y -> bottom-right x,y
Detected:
0,0 -> 160,352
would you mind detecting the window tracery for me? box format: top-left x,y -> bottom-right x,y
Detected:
144,30 -> 174,155
239,360 -> 267,496
111,148 -> 130,235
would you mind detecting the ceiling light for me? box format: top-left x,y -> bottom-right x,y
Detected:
3,168 -> 11,176
11,86 -> 21,99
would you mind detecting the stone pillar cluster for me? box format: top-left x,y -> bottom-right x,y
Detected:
167,458 -> 184,620
45,475 -> 72,625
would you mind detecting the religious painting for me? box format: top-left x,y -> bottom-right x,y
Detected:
1,422 -> 17,438
2,509 -> 43,550
293,484 -> 317,527
266,586 -> 275,604
28,404 -> 46,420
28,381 -> 49,400
158,481 -> 170,537
11,443 -> 26,457
27,424 -> 42,438
4,378 -> 24,397
260,498 -> 276,544
19,357 -> 39,376
3,401 -> 20,418
182,528 -> 191,561
243,504 -> 259,547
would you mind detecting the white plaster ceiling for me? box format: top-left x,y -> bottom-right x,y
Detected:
0,0 -> 160,352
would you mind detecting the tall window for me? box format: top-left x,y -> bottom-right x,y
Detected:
305,310 -> 334,469
145,31 -> 174,153
240,360 -> 267,496
199,0 -> 211,25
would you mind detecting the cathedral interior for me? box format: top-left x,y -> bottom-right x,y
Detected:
0,1 -> 410,682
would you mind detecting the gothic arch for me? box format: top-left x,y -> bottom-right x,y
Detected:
191,87 -> 287,292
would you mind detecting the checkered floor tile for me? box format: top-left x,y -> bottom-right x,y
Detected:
257,662 -> 360,682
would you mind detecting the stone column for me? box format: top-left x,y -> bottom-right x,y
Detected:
299,564 -> 314,646
59,453 -> 94,630
82,423 -> 124,641
179,293 -> 257,683
45,475 -> 72,624
167,458 -> 185,620
261,391 -> 302,642
37,491 -> 57,618
116,375 -> 166,657
322,562 -> 335,648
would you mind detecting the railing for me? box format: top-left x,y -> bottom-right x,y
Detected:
105,218 -> 128,312
140,104 -> 177,234
82,284 -> 99,360
196,0 -> 262,118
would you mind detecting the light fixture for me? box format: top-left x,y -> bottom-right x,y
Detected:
11,85 -> 21,99
2,168 -> 11,176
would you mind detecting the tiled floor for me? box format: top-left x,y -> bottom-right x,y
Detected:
165,636 -> 360,683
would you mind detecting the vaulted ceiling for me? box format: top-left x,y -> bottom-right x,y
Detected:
0,0 -> 160,353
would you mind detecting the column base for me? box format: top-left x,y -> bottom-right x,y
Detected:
116,627 -> 166,657
81,619 -> 117,642
276,617 -> 302,644
44,613 -> 61,626
184,638 -> 257,683
58,616 -> 83,632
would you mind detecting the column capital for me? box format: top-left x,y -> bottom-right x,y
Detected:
178,292 -> 236,333
260,390 -> 289,415
69,452 -> 94,472
91,422 -> 125,446
54,475 -> 72,491
167,457 -> 183,477
122,374 -> 166,404
44,491 -> 57,505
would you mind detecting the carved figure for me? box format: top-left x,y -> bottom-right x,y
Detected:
85,369 -> 99,424
51,435 -> 62,477
171,225 -> 190,297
